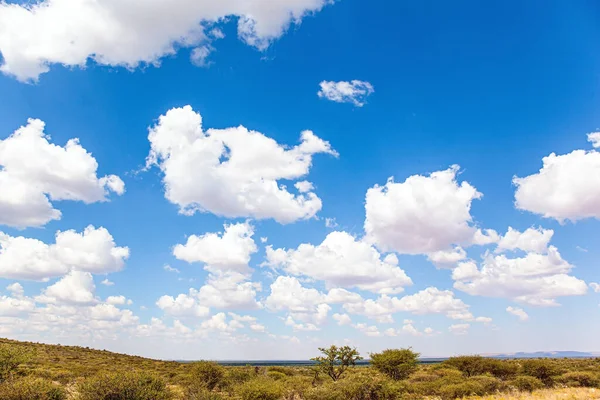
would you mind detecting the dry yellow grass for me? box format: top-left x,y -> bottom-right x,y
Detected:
467,387 -> 600,399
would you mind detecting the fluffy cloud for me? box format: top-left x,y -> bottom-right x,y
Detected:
318,80 -> 374,107
384,320 -> 423,337
332,313 -> 352,326
106,296 -> 132,306
588,132 -> 600,148
265,231 -> 412,294
590,283 -> 600,293
265,276 -> 330,325
0,226 -> 129,281
365,166 -> 487,254
0,0 -> 334,81
156,290 -> 210,318
146,106 -> 337,223
174,222 -> 257,274
353,323 -> 381,337
0,283 -> 35,317
36,271 -> 97,305
453,246 -> 587,306
343,287 -> 476,322
514,138 -> 600,222
196,272 -> 262,310
449,323 -> 469,335
161,223 -> 262,314
0,119 -> 124,228
506,306 -> 529,321
427,247 -> 467,268
496,227 -> 553,254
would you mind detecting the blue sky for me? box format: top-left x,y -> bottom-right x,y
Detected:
0,0 -> 599,360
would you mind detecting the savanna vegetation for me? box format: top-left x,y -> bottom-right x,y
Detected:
1,338 -> 599,400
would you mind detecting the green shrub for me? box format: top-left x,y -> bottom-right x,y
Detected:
438,380 -> 488,399
189,361 -> 225,390
369,349 -> 419,380
311,345 -> 362,381
238,378 -> 283,400
77,370 -> 173,400
442,356 -> 488,377
0,344 -> 32,382
469,375 -> 504,393
281,375 -> 313,400
267,366 -> 295,376
520,359 -> 560,386
484,359 -> 519,380
0,377 -> 67,400
266,370 -> 287,380
557,371 -> 600,387
508,375 -> 544,392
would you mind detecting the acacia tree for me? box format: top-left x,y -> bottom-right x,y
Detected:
369,348 -> 420,380
311,345 -> 362,381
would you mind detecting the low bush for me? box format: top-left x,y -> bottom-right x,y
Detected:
189,361 -> 225,390
520,359 -> 560,386
557,371 -> 600,388
0,344 -> 33,382
0,377 -> 67,400
77,370 -> 173,400
508,375 -> 544,392
238,378 -> 283,400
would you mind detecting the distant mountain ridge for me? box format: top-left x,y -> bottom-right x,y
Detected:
488,351 -> 599,359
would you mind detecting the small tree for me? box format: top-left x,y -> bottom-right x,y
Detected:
311,345 -> 362,381
189,361 -> 225,390
369,348 -> 420,380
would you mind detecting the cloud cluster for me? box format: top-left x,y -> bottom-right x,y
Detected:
0,119 -> 124,229
0,225 -> 129,281
146,106 -> 337,224
453,230 -> 587,306
265,231 -> 412,294
0,0 -> 334,81
159,222 -> 262,319
318,80 -> 375,107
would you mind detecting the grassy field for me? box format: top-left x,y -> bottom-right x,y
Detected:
1,338 -> 599,399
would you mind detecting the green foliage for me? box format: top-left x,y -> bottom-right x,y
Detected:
369,348 -> 419,380
0,344 -> 33,382
438,380 -> 490,399
484,359 -> 519,380
442,356 -> 488,377
557,371 -> 600,387
189,361 -> 225,390
238,378 -> 283,400
508,376 -> 544,392
0,377 -> 66,400
520,359 -> 561,386
311,345 -> 363,381
77,370 -> 173,400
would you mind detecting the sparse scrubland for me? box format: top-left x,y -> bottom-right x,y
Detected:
1,339 -> 599,400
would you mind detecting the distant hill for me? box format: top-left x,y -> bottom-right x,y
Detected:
491,351 -> 598,359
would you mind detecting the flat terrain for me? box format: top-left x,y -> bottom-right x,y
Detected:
1,338 -> 599,399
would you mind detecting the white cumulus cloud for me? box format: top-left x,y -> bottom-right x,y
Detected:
318,80 -> 374,107
506,306 -> 529,321
0,226 -> 129,281
453,245 -> 587,306
0,119 -> 124,228
0,0 -> 334,81
514,138 -> 600,222
365,166 -> 487,254
146,106 -> 337,223
264,231 -> 412,294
